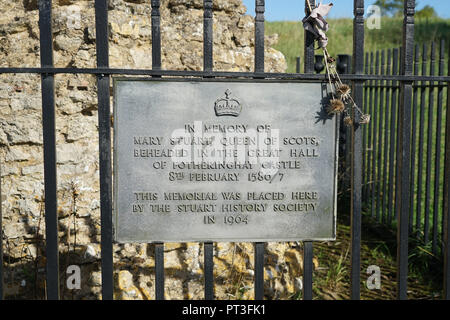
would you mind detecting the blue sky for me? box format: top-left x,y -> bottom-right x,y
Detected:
242,0 -> 450,21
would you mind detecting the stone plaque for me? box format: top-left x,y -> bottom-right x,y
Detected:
113,79 -> 338,242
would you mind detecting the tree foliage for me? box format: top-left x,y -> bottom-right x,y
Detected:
374,0 -> 437,18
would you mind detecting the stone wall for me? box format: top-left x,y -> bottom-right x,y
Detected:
0,0 -> 309,300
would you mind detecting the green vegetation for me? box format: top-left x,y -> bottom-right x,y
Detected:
266,17 -> 450,73
373,0 -> 405,16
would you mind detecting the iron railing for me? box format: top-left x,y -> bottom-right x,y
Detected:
362,41 -> 449,260
0,0 -> 449,300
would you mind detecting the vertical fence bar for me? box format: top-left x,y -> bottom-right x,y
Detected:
409,45 -> 420,234
367,52 -> 374,213
396,0 -> 415,300
302,242 -> 313,300
0,162 -> 3,300
39,0 -> 59,300
416,44 -> 427,236
151,0 -> 164,300
371,51 -> 379,219
424,42 -> 436,244
203,0 -> 213,72
443,44 -> 450,300
302,0 -> 315,301
376,51 -> 385,222
155,243 -> 164,300
382,49 -> 392,224
350,0 -> 364,300
152,0 -> 162,72
203,0 -> 214,301
254,0 -> 265,301
441,41 -> 448,255
362,53 -> 369,203
432,39 -> 445,255
394,46 -> 402,223
95,0 -> 114,300
296,57 -> 301,73
342,55 -> 352,193
254,0 -> 265,74
388,48 -> 399,225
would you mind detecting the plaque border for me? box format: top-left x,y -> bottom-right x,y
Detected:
112,78 -> 338,243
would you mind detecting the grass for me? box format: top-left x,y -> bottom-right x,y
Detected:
266,17 -> 450,73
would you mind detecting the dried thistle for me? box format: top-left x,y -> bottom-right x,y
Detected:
336,84 -> 351,101
328,99 -> 345,114
359,114 -> 371,124
344,115 -> 353,126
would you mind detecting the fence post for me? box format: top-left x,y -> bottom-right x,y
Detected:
314,55 -> 324,73
302,0 -> 315,301
150,0 -> 165,301
371,51 -> 380,219
409,44 -> 420,234
0,162 -> 3,300
337,54 -> 352,193
350,0 -> 364,300
152,0 -> 162,72
254,0 -> 265,301
388,49 -> 399,224
424,42 -> 436,243
432,39 -> 445,255
396,0 -> 415,300
337,54 -> 352,74
203,0 -> 214,301
362,52 -> 369,204
304,1 -> 315,74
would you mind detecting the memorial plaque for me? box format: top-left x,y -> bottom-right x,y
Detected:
113,79 -> 338,242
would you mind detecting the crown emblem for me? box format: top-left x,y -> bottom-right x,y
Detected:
214,89 -> 242,117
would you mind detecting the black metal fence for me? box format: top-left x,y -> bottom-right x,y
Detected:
361,41 -> 449,256
0,0 -> 449,300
